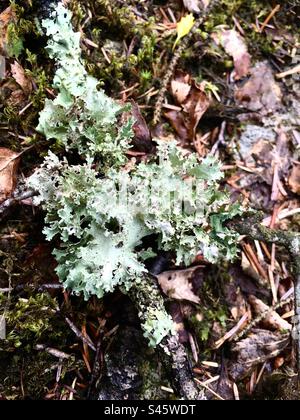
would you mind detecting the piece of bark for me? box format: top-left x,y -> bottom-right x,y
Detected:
228,329 -> 290,381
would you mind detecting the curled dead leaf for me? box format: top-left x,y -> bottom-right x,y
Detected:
184,86 -> 210,139
157,266 -> 204,304
167,74 -> 210,143
164,110 -> 189,144
0,148 -> 20,203
11,61 -> 32,95
212,29 -> 251,80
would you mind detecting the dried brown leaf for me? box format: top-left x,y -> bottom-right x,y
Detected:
235,61 -> 282,113
169,302 -> 189,343
171,78 -> 191,105
183,86 -> 210,139
157,267 -> 203,304
0,7 -> 16,56
11,61 -> 32,94
212,29 -> 251,80
164,110 -> 189,144
168,74 -> 210,143
223,279 -> 247,320
0,148 -> 20,203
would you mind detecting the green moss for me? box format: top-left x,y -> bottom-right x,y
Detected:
67,0 -> 159,94
6,23 -> 24,58
0,293 -> 61,351
190,307 -> 228,343
188,269 -> 228,345
140,358 -> 171,400
0,349 -> 83,399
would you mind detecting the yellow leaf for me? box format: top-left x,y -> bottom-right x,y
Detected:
173,14 -> 195,50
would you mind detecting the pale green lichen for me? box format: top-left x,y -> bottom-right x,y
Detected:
28,3 -> 243,347
142,309 -> 176,348
28,143 -> 242,301
37,3 -> 133,166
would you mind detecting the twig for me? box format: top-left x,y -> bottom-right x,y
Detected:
276,64 -> 300,79
87,336 -> 103,399
0,189 -> 37,217
259,4 -> 280,33
65,317 -> 96,352
194,378 -> 224,400
214,312 -> 249,349
35,344 -> 71,360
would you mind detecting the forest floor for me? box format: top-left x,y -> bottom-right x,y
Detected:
0,0 -> 300,400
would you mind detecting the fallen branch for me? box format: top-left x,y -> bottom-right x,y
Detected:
128,274 -> 206,400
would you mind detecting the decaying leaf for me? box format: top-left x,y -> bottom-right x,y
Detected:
130,101 -> 154,153
169,301 -> 189,343
184,84 -> 210,138
183,0 -> 201,13
248,295 -> 292,332
164,110 -> 189,144
223,279 -> 247,320
0,148 -> 20,203
157,267 -> 204,304
167,74 -> 210,143
212,29 -> 251,80
11,61 -> 32,95
235,61 -> 282,113
171,74 -> 191,105
228,329 -> 290,381
289,164 -> 300,195
183,0 -> 211,12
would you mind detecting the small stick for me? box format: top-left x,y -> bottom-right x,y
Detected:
0,190 -> 37,216
65,317 -> 96,351
259,5 -> 280,33
276,64 -> 300,79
